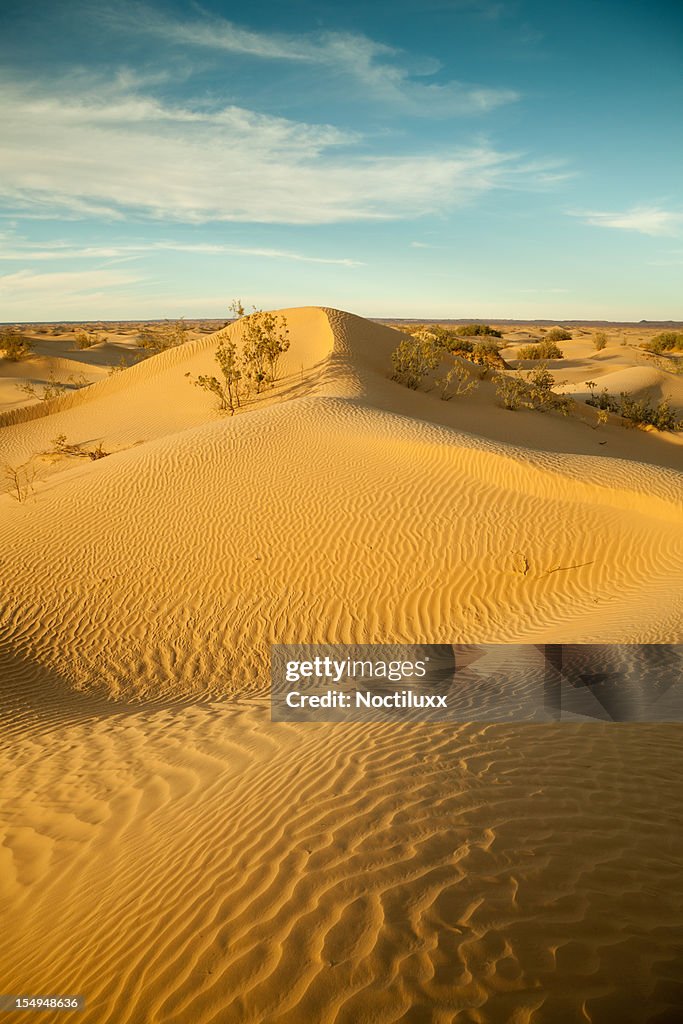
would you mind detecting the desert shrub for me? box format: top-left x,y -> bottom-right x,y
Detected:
74,329 -> 96,349
195,339 -> 243,414
525,364 -> 571,414
17,369 -> 68,402
391,336 -> 442,389
585,384 -> 682,431
471,340 -> 507,369
191,304 -> 290,412
517,340 -> 564,360
494,373 -> 528,410
241,309 -> 290,392
649,354 -> 683,376
3,460 -> 37,503
642,332 -> 683,354
546,327 -> 572,342
50,434 -> 109,460
107,355 -> 136,375
593,331 -> 608,351
137,319 -> 188,354
1,331 -> 33,361
495,363 -> 570,414
435,360 -> 479,400
458,324 -> 502,338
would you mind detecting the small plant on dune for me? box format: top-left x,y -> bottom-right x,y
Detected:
593,331 -> 608,351
517,340 -> 564,360
241,308 -> 290,392
1,331 -> 33,361
107,355 -> 135,375
585,388 -> 682,431
74,328 -> 96,350
190,303 -> 290,413
195,339 -> 244,415
137,319 -> 188,354
494,363 -> 570,414
435,360 -> 479,400
391,335 -> 442,389
17,369 -> 69,402
494,372 -> 528,410
546,327 -> 572,342
642,331 -> 683,354
525,364 -> 571,414
50,434 -> 109,460
3,460 -> 37,503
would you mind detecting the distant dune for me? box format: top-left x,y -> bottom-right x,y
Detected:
1,308 -> 682,1022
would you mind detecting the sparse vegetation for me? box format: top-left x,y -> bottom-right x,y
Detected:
457,324 -> 502,338
517,340 -> 564,360
642,332 -> 683,354
494,363 -> 571,415
107,355 -> 136,375
17,369 -> 90,402
391,335 -> 442,389
137,319 -> 188,354
1,331 -> 33,361
3,460 -> 37,503
585,386 -> 682,431
195,339 -> 243,414
471,340 -> 507,368
546,327 -> 572,342
435,360 -> 479,400
74,329 -> 96,350
50,434 -> 109,460
241,308 -> 290,393
193,303 -> 290,412
17,369 -> 68,402
593,331 -> 608,351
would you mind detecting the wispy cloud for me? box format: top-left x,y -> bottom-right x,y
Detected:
0,267 -> 142,297
0,237 -> 363,266
110,7 -> 518,117
571,205 -> 683,237
0,77 -> 550,226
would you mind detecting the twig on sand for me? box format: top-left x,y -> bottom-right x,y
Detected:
541,560 -> 595,577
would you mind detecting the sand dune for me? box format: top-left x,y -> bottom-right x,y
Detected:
1,308 -> 682,1022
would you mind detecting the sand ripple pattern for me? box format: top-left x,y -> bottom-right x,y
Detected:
1,710 -> 682,1023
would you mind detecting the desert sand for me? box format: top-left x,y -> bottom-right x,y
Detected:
1,309 -> 682,1022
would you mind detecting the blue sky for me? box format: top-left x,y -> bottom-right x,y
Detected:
1,0 -> 681,320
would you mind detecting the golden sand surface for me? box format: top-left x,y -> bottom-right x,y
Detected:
1,309 -> 681,1022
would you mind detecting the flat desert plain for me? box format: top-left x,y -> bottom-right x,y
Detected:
1,309 -> 682,1023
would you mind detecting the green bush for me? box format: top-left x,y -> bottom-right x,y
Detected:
241,309 -> 290,392
74,329 -> 96,350
469,340 -> 507,369
585,384 -> 682,431
391,336 -> 442,389
195,339 -> 243,415
435,360 -> 479,400
495,363 -> 570,414
517,340 -> 564,360
1,331 -> 33,361
458,324 -> 502,338
546,327 -> 572,342
192,305 -> 290,412
642,332 -> 683,354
